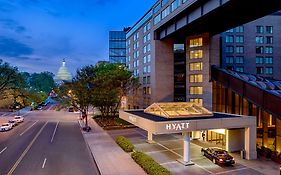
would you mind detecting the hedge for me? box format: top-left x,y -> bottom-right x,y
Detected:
131,151 -> 171,175
115,136 -> 134,152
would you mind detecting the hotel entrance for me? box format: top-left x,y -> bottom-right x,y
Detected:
206,129 -> 226,149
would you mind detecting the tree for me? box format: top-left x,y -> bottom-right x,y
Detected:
29,72 -> 56,94
91,63 -> 139,117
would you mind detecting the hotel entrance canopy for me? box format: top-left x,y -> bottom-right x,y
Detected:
119,102 -> 257,161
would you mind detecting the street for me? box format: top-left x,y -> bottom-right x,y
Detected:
0,108 -> 100,175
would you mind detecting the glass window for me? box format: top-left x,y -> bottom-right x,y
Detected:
190,98 -> 203,106
235,56 -> 244,64
225,56 -> 234,64
225,46 -> 234,53
265,46 -> 273,54
162,0 -> 169,6
174,44 -> 185,53
171,0 -> 181,12
265,67 -> 273,75
256,26 -> 264,33
256,36 -> 264,44
154,14 -> 161,25
256,46 -> 263,54
161,6 -> 170,19
236,36 -> 244,43
190,74 -> 203,83
190,38 -> 203,48
236,46 -> 244,54
226,35 -> 234,43
153,3 -> 161,14
226,29 -> 234,33
236,67 -> 244,73
235,26 -> 244,33
266,26 -> 273,34
147,54 -> 151,62
189,62 -> 203,71
189,87 -> 203,95
256,67 -> 263,74
266,36 -> 273,44
264,57 -> 273,64
256,56 -> 263,64
190,50 -> 203,59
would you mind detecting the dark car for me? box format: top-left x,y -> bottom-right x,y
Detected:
201,147 -> 235,165
68,106 -> 74,112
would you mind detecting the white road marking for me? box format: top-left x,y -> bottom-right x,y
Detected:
0,147 -> 7,154
20,121 -> 38,136
50,122 -> 59,143
215,167 -> 248,175
42,158 -> 47,169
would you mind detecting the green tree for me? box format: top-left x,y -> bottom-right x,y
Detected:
29,72 -> 55,93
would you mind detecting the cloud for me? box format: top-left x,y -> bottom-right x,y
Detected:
0,36 -> 33,57
0,19 -> 26,33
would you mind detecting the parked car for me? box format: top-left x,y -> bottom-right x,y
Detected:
13,116 -> 24,123
0,123 -> 13,131
68,106 -> 74,112
201,147 -> 235,165
8,120 -> 17,127
36,106 -> 43,110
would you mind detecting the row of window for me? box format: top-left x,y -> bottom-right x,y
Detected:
256,56 -> 273,64
256,36 -> 273,44
256,67 -> 273,75
153,0 -> 191,25
225,56 -> 273,65
256,46 -> 273,54
143,76 -> 151,85
225,35 -> 244,43
225,46 -> 244,54
256,26 -> 273,34
226,26 -> 244,33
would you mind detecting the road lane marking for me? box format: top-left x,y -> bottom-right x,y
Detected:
42,158 -> 47,169
8,122 -> 48,175
50,122 -> 59,143
0,147 -> 7,154
215,167 -> 248,175
20,121 -> 38,136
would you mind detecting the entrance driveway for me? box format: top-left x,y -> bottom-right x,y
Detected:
107,128 -> 279,175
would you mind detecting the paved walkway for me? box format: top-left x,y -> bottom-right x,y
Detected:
80,118 -> 146,175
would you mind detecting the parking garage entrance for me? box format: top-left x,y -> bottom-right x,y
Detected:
120,102 -> 257,165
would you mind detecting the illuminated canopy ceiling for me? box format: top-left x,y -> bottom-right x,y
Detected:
144,102 -> 213,119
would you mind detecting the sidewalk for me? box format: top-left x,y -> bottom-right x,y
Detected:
80,118 -> 146,175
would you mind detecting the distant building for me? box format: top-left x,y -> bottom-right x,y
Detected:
109,28 -> 130,64
56,59 -> 72,82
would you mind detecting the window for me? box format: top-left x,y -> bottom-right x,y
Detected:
143,66 -> 147,74
147,76 -> 151,84
225,56 -> 234,64
265,46 -> 273,54
235,26 -> 244,33
236,56 -> 244,64
143,36 -> 147,43
190,50 -> 203,59
147,65 -> 151,73
266,26 -> 273,34
236,36 -> 244,43
265,67 -> 273,75
190,74 -> 203,83
153,3 -> 161,14
256,56 -> 263,64
256,36 -> 264,44
256,67 -> 263,74
256,46 -> 263,54
236,46 -> 244,54
147,33 -> 151,41
154,14 -> 161,25
189,62 -> 203,71
190,38 -> 203,48
147,54 -> 151,62
266,36 -> 273,44
174,44 -> 185,53
162,0 -> 169,6
161,6 -> 170,19
190,98 -> 203,106
143,56 -> 147,63
264,57 -> 273,64
225,46 -> 234,53
143,46 -> 147,54
256,26 -> 264,33
189,87 -> 203,95
171,0 -> 181,12
143,77 -> 147,84
236,67 -> 244,73
226,29 -> 234,33
225,35 -> 234,43
147,44 -> 151,52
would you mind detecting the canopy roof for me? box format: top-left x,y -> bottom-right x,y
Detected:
144,102 -> 213,119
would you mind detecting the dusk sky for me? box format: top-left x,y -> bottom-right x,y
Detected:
0,0 -> 155,75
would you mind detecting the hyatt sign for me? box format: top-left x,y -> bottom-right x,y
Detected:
166,123 -> 190,131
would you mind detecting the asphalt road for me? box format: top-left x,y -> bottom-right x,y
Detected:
0,109 -> 100,175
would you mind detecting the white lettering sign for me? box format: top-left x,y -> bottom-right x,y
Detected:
166,123 -> 190,131
128,116 -> 137,123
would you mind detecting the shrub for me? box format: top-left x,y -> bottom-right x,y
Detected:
131,151 -> 171,175
115,136 -> 134,152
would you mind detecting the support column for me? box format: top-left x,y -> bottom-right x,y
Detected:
147,131 -> 155,144
245,126 -> 257,160
177,132 -> 194,166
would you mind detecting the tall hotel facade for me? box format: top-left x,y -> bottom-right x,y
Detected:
124,0 -> 281,157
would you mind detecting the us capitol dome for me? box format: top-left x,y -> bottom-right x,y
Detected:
55,59 -> 72,82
